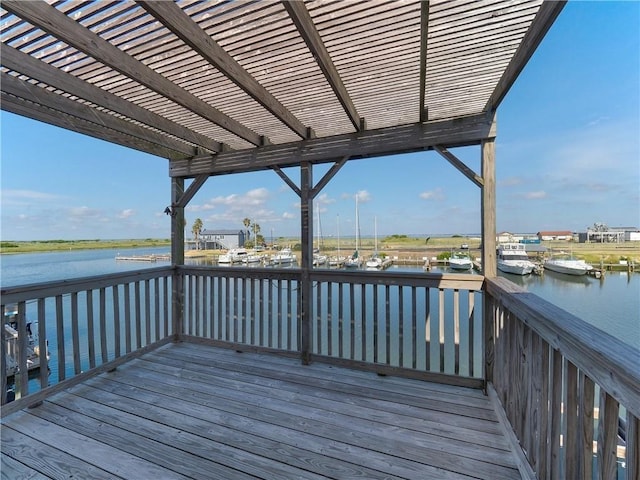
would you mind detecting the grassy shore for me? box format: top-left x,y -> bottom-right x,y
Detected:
0,239 -> 170,254
2,236 -> 638,265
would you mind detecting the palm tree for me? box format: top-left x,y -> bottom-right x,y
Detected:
192,218 -> 203,250
243,217 -> 251,240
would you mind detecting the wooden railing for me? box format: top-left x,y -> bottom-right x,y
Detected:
1,267 -> 174,411
4,267 -> 638,479
179,266 -> 485,386
485,276 -> 640,480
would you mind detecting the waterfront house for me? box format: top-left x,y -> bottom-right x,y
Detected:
198,229 -> 246,250
1,2 -> 638,479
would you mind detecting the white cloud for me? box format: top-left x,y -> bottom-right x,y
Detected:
0,189 -> 63,206
282,212 -> 295,219
117,209 -> 135,219
523,191 -> 547,199
419,188 -> 444,200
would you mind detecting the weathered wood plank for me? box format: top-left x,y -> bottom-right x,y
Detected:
2,342 -> 528,480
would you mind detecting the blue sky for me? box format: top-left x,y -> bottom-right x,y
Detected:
1,1 -> 638,241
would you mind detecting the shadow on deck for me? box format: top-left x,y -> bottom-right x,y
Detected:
2,342 -> 525,479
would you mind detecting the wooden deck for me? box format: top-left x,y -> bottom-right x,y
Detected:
2,342 -> 526,480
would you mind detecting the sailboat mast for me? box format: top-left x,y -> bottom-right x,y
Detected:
374,216 -> 377,252
355,194 -> 359,252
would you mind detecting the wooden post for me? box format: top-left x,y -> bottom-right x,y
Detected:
171,177 -> 185,341
481,117 -> 497,390
300,162 -> 313,364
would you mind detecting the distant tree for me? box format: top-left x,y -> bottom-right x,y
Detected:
243,218 -> 251,238
192,218 -> 203,249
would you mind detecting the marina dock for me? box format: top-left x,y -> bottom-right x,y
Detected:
115,254 -> 170,262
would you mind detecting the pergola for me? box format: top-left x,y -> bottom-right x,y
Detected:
4,5 -> 640,479
1,0 -> 564,274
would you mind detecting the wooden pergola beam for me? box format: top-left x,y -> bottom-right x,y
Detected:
1,93 -> 184,159
419,0 -> 430,123
138,0 -> 310,140
1,73 -> 196,158
174,174 -> 209,209
283,0 -> 362,132
485,0 -> 566,111
171,113 -> 495,177
434,145 -> 484,188
1,46 -> 225,154
2,0 -> 264,146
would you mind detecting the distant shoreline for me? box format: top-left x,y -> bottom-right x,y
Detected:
0,239 -> 171,255
1,237 -> 638,266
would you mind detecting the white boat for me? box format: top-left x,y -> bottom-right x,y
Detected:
497,243 -> 535,275
241,252 -> 264,264
218,248 -> 248,264
544,254 -> 593,276
270,247 -> 296,265
313,254 -> 328,266
449,251 -> 473,271
4,306 -> 49,378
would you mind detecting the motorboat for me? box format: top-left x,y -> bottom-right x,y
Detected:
449,251 -> 473,271
497,243 -> 535,275
313,254 -> 328,266
544,254 -> 593,276
219,248 -> 251,264
270,248 -> 296,265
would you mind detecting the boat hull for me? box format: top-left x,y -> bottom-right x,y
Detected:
544,260 -> 592,276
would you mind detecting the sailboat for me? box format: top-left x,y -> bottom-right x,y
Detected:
328,214 -> 345,267
313,205 -> 327,266
366,217 -> 391,269
344,195 -> 362,269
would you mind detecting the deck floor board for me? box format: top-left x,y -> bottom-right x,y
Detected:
2,342 -> 524,479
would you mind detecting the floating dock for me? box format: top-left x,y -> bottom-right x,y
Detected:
115,254 -> 170,262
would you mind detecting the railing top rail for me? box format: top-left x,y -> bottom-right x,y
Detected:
311,269 -> 485,290
178,265 -> 484,290
177,265 -> 301,281
485,276 -> 640,418
1,266 -> 174,303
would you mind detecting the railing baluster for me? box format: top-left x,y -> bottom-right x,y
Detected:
468,291 -> 475,378
86,290 -> 95,369
37,298 -> 47,391
113,285 -> 121,358
134,281 -> 142,349
17,301 -> 29,396
99,287 -> 108,364
124,284 -> 131,354
71,292 -> 81,374
337,282 -> 344,359
538,339 -> 551,480
144,279 -> 151,345
579,373 -> 595,480
626,412 -> 639,480
216,276 -> 222,340
438,288 -> 445,372
55,295 -> 65,382
550,348 -> 563,480
153,278 -> 160,341
349,283 -> 355,361
597,391 -> 619,479
327,281 -> 333,356
360,283 -> 366,362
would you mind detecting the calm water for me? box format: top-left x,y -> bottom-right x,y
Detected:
1,247 -> 638,349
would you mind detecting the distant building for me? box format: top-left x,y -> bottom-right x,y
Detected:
579,226 -> 637,243
197,229 -> 246,250
537,231 -> 574,241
